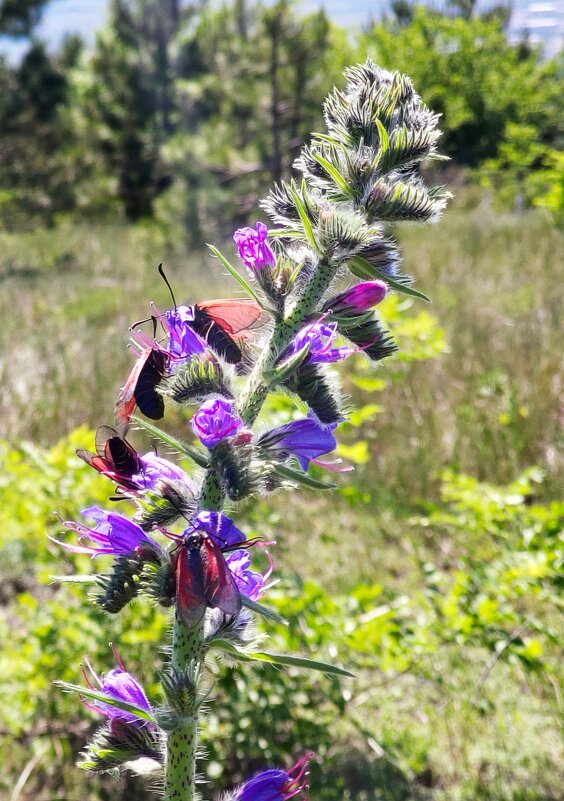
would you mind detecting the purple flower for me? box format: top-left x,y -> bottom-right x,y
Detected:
322,280 -> 387,315
233,754 -> 311,801
50,507 -> 159,557
225,549 -> 265,600
191,397 -> 244,448
132,452 -> 195,492
233,221 -> 276,271
286,322 -> 354,364
81,647 -> 153,728
164,305 -> 208,360
258,416 -> 337,471
188,510 -> 247,548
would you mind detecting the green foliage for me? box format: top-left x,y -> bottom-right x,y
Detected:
362,8 -> 564,213
0,2 -> 561,227
74,0 -> 175,220
169,0 -> 354,240
1,429 -> 560,799
0,0 -> 48,37
0,41 -> 77,227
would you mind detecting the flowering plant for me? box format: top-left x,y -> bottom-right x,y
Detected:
53,61 -> 449,799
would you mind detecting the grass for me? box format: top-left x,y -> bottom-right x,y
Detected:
2,206 -> 562,496
0,203 -> 562,800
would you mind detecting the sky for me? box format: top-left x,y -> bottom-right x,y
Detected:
0,0 -> 561,62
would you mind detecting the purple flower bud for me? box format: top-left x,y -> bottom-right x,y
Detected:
81,647 -> 153,728
233,221 -> 276,271
322,280 -> 387,315
233,754 -> 311,801
258,416 -> 337,471
50,507 -> 159,557
132,452 -> 195,492
191,397 -> 244,448
188,510 -> 247,548
287,322 -> 354,364
164,305 -> 208,360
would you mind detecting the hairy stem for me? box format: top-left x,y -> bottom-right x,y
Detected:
164,617 -> 204,801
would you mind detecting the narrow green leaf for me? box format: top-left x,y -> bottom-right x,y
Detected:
274,463 -> 337,490
312,132 -> 348,146
312,152 -> 353,198
54,681 -> 157,723
329,311 -> 376,329
241,596 -> 288,626
267,229 -> 304,239
212,643 -> 354,677
349,256 -> 431,302
374,119 -> 390,171
207,245 -> 266,308
249,651 -> 355,677
50,574 -> 98,584
265,342 -> 311,386
133,416 -> 210,468
289,182 -> 319,253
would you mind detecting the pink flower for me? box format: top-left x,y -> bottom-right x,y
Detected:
233,221 -> 276,271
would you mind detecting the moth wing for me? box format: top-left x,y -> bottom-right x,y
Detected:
114,349 -> 151,435
105,435 -> 140,476
76,449 -> 110,475
199,299 -> 261,335
175,545 -> 207,628
95,425 -> 120,455
134,350 -> 167,420
114,349 -> 166,435
202,537 -> 242,616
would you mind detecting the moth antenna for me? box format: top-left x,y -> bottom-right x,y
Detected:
158,263 -> 177,310
129,315 -> 156,331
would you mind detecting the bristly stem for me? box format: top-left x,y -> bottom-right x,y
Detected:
163,617 -> 204,801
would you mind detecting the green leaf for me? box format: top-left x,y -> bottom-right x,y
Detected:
265,342 -> 311,386
374,119 -> 390,171
312,152 -> 353,197
207,245 -> 266,308
133,416 -> 209,469
241,596 -> 288,626
274,463 -> 337,490
289,181 -> 319,253
50,574 -> 99,584
54,681 -> 157,723
213,642 -> 355,677
349,256 -> 431,302
267,229 -> 304,239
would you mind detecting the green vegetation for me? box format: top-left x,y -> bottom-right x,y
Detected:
1,205 -> 562,799
0,2 -> 562,231
0,0 -> 562,799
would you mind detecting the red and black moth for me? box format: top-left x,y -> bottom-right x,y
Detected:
188,299 -> 261,364
76,425 -> 142,491
114,347 -> 169,435
174,531 -> 242,627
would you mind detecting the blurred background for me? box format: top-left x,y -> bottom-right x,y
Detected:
0,1 -> 562,800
